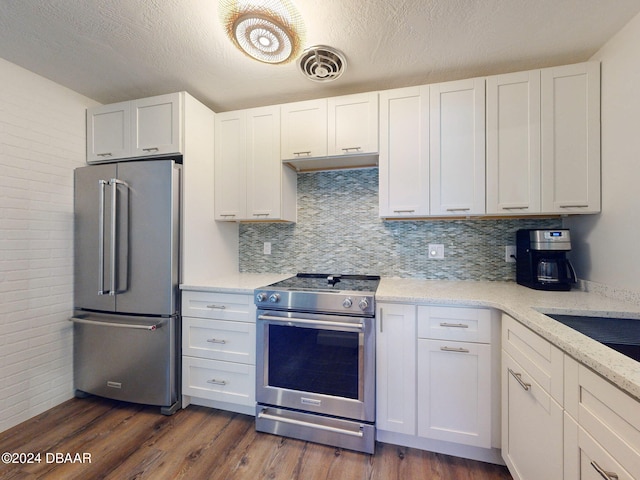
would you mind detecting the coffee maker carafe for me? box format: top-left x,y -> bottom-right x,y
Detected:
516,229 -> 577,291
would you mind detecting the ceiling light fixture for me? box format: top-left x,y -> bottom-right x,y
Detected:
219,0 -> 305,64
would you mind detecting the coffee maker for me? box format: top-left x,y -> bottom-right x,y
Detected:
516,229 -> 577,291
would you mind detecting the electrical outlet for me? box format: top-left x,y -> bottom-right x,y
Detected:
505,245 -> 516,263
263,242 -> 272,255
428,244 -> 445,259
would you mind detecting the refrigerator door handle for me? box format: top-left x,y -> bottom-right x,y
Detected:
109,178 -> 128,296
70,317 -> 162,331
98,179 -> 107,295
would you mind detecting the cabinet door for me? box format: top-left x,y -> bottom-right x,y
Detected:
378,86 -> 430,217
132,93 -> 182,157
246,106 -> 283,219
430,78 -> 485,216
87,101 -> 131,162
487,71 -> 541,214
376,303 -> 417,435
541,62 -> 600,213
281,99 -> 327,159
328,92 -> 378,156
502,350 -> 563,480
214,111 -> 247,220
417,339 -> 491,447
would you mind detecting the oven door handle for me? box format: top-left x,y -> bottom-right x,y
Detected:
258,314 -> 364,331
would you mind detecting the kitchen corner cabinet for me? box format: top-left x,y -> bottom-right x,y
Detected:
87,92 -> 183,162
429,78 -> 486,216
501,314 -> 564,480
378,86 -> 430,217
541,61 -> 600,214
214,106 -> 296,222
563,356 -> 640,480
181,290 -> 257,415
487,61 -> 600,215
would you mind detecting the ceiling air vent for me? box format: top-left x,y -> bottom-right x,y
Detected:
298,45 -> 347,82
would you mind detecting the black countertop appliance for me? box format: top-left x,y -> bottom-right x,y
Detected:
516,229 -> 577,291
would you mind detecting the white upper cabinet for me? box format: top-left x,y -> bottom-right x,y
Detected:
215,106 -> 296,222
486,70 -> 541,214
280,99 -> 328,160
541,62 -> 601,214
328,92 -> 379,156
214,111 -> 247,220
378,86 -> 430,217
87,101 -> 132,161
430,78 -> 486,216
131,93 -> 182,157
87,92 -> 183,163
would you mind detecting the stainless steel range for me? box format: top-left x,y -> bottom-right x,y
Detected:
254,273 -> 380,454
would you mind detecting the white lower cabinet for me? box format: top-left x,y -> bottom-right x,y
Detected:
501,313 -> 564,480
564,356 -> 640,480
417,338 -> 491,447
181,290 -> 256,415
376,303 -> 501,464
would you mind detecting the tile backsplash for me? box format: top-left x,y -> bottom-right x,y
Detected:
239,168 -> 561,280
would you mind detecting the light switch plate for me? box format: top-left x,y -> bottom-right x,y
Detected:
263,242 -> 272,255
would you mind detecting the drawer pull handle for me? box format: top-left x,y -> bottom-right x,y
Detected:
590,461 -> 618,479
508,368 -> 531,391
206,304 -> 226,310
393,210 -> 415,214
446,208 -> 470,212
142,147 -> 159,152
293,151 -> 312,157
97,152 -> 113,157
439,322 -> 469,328
502,205 -> 529,210
440,346 -> 470,353
559,204 -> 589,209
207,379 -> 227,386
206,338 -> 227,344
342,146 -> 362,153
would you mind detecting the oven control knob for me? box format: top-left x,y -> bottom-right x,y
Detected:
342,298 -> 353,308
358,298 -> 369,311
256,292 -> 267,302
269,293 -> 280,303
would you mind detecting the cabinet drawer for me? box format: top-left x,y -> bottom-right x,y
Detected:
418,306 -> 492,343
567,363 -> 640,477
182,356 -> 255,406
181,291 -> 254,321
182,317 -> 255,364
502,313 -> 564,404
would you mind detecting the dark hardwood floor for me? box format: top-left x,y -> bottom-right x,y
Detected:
0,397 -> 513,479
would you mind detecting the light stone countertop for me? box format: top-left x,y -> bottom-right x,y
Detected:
180,273 -> 292,294
180,274 -> 640,401
378,278 -> 640,401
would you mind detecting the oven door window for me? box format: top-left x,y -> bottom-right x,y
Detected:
268,324 -> 361,399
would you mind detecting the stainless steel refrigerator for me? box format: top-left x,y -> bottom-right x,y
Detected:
72,158 -> 181,415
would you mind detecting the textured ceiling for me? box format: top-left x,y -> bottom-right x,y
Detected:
0,0 -> 639,112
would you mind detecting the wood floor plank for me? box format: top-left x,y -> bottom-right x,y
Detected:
0,397 -> 513,480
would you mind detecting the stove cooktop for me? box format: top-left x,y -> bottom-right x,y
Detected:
255,273 -> 380,316
265,273 -> 381,293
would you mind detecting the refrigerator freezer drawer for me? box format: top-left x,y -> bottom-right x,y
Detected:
72,312 -> 178,407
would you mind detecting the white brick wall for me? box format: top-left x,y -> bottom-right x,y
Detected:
0,58 -> 98,432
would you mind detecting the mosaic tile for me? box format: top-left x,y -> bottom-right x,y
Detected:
239,169 -> 562,280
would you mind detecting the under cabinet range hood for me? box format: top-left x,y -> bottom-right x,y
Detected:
282,153 -> 378,172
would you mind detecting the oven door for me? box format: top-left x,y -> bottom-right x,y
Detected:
256,309 -> 375,422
